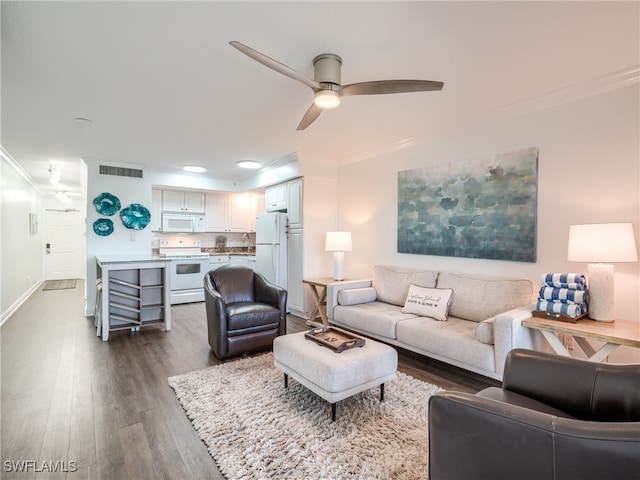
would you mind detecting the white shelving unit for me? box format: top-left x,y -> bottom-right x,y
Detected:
96,255 -> 171,341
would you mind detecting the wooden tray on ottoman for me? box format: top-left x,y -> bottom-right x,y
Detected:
304,327 -> 365,353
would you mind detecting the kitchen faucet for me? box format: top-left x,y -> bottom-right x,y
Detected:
242,233 -> 253,253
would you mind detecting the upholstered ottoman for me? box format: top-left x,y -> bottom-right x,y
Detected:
273,330 -> 398,421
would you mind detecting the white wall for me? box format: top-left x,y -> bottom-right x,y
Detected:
1,154 -> 43,322
336,84 -> 639,362
85,160 -> 154,315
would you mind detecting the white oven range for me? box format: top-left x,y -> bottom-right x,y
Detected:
158,239 -> 210,305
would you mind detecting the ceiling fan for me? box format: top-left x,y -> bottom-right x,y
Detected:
229,41 -> 444,130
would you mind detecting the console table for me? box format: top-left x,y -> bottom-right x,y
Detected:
522,317 -> 640,362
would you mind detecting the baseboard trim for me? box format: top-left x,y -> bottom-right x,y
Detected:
0,280 -> 44,327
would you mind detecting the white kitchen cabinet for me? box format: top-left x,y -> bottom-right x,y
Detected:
205,193 -> 227,232
287,177 -> 303,229
265,183 -> 287,211
227,194 -> 252,232
151,188 -> 163,231
285,176 -> 338,320
209,255 -> 230,271
247,195 -> 263,232
229,255 -> 249,267
163,190 -> 205,213
205,193 -> 256,232
257,195 -> 265,215
286,228 -> 304,312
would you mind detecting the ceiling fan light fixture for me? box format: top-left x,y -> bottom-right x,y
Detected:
314,90 -> 340,109
237,160 -> 262,169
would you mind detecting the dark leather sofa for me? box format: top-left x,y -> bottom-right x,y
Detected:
204,265 -> 287,360
429,348 -> 640,480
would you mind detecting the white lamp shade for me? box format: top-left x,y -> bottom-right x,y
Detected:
325,231 -> 352,252
567,223 -> 638,263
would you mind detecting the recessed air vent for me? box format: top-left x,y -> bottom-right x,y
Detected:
99,165 -> 143,178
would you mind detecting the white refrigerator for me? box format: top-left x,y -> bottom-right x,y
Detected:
254,212 -> 288,289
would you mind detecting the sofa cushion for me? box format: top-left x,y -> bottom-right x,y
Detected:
401,285 -> 453,321
337,287 -> 378,306
332,301 -> 417,340
436,272 -> 534,322
396,316 -> 496,373
373,265 -> 438,306
475,318 -> 495,345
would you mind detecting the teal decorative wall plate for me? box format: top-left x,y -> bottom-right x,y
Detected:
120,203 -> 151,230
93,192 -> 121,216
93,218 -> 114,236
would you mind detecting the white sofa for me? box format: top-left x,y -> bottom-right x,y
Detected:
327,265 -> 546,380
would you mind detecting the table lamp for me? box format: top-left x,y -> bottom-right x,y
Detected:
567,222 -> 638,322
325,231 -> 352,281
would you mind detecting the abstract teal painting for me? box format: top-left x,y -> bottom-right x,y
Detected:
398,147 -> 538,262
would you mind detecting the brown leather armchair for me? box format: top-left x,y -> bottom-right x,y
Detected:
204,265 -> 287,360
429,348 -> 640,480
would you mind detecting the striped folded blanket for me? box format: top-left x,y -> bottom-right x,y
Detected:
540,273 -> 587,290
538,287 -> 587,304
536,299 -> 587,318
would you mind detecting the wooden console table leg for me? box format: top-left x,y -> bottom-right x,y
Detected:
590,343 -> 619,362
573,336 -> 597,359
305,283 -> 329,326
539,330 -> 571,356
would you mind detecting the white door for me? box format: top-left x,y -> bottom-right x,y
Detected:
44,209 -> 84,280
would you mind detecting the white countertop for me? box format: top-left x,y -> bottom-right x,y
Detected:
96,254 -> 168,265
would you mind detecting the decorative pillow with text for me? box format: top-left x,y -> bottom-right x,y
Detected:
401,285 -> 453,321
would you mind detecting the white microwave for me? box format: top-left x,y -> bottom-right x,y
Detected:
162,213 -> 206,233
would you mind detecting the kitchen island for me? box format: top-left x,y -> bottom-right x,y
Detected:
96,255 -> 171,341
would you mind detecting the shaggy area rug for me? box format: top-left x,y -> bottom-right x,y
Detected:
168,352 -> 442,479
42,279 -> 76,290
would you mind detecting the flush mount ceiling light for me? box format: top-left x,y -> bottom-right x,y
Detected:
237,160 -> 262,169
183,165 -> 206,173
314,89 -> 341,109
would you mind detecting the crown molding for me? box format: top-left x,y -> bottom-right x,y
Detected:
339,65 -> 640,166
0,145 -> 41,191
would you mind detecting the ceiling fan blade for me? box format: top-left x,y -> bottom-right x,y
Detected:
230,41 -> 319,91
297,103 -> 323,131
340,80 -> 444,97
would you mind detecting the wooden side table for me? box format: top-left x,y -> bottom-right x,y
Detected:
522,317 -> 640,362
303,277 -> 347,327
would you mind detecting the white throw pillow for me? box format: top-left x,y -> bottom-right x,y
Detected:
337,287 -> 378,306
401,285 -> 453,321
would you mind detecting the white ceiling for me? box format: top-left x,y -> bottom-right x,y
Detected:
2,1 -> 638,198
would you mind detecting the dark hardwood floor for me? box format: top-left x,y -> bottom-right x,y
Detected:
1,281 -> 498,479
